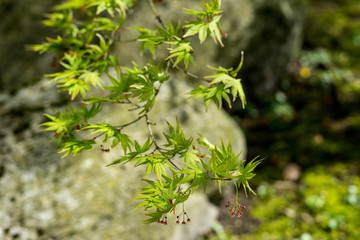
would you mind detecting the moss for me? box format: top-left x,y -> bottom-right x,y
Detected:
232,163 -> 360,239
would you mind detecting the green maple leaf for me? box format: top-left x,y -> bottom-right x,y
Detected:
237,157 -> 263,196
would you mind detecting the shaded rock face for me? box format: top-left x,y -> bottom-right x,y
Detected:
0,0 -> 59,94
238,0 -> 305,101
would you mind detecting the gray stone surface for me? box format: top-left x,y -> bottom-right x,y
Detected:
0,72 -> 246,239
0,0 -> 304,238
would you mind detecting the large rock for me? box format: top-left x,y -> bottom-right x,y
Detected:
0,72 -> 246,239
0,0 -> 277,239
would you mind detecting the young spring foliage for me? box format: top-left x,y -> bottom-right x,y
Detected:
32,0 -> 261,224
183,0 -> 224,46
190,51 -> 246,110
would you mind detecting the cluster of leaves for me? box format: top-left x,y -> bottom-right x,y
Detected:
190,52 -> 246,110
124,134 -> 262,224
183,0 -> 224,46
33,0 -> 259,223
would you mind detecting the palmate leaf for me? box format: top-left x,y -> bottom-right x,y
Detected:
106,138 -> 153,166
225,77 -> 246,108
196,137 -> 244,193
112,132 -> 132,152
134,27 -> 162,58
207,15 -> 223,46
58,139 -> 96,157
122,62 -> 170,113
166,40 -> 194,68
135,20 -> 181,59
60,52 -> 91,71
93,17 -> 119,31
79,71 -> 103,89
189,84 -> 230,110
40,104 -> 101,135
82,123 -> 133,153
181,148 -> 201,168
54,0 -> 87,10
40,114 -> 72,133
163,119 -> 193,155
67,104 -> 101,122
179,154 -> 205,190
237,156 -> 263,196
183,0 -> 223,46
57,77 -> 92,100
106,73 -> 130,97
45,52 -> 105,100
131,79 -> 157,113
208,142 -> 239,193
183,18 -> 223,47
155,21 -> 180,41
145,62 -> 170,83
212,139 -> 241,171
134,137 -> 153,154
135,177 -> 192,223
191,60 -> 247,109
182,18 -> 203,38
86,0 -> 133,17
183,0 -> 222,19
179,167 -> 209,193
43,12 -> 77,35
133,20 -> 180,61
28,36 -> 84,54
144,158 -> 169,181
133,179 -> 171,210
207,72 -> 246,108
197,136 -> 216,150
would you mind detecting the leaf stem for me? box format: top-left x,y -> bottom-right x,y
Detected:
234,180 -> 239,203
114,114 -> 146,129
148,0 -> 166,28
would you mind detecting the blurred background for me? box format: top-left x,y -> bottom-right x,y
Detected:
1,0 -> 360,239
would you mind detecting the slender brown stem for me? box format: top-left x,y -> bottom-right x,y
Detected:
128,104 -> 146,111
148,0 -> 166,28
170,61 -> 200,80
210,177 -> 232,181
89,115 -> 145,141
114,114 -> 146,129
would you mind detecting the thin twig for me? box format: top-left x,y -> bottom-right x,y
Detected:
169,59 -> 212,83
148,0 -> 166,28
210,177 -> 232,181
171,61 -> 200,79
114,114 -> 146,129
120,38 -> 138,43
